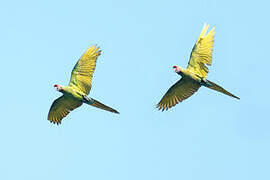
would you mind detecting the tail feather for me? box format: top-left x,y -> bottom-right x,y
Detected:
85,97 -> 120,114
205,80 -> 240,100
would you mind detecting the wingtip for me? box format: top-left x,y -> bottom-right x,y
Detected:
48,119 -> 61,126
156,104 -> 167,112
156,104 -> 161,111
202,23 -> 215,33
89,44 -> 101,50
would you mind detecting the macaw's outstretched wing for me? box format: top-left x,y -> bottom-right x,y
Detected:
48,95 -> 82,124
187,24 -> 215,78
157,78 -> 201,111
69,45 -> 101,95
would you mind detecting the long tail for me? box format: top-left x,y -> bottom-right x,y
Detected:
204,80 -> 240,100
84,97 -> 120,114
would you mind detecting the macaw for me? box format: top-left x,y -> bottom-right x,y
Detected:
48,45 -> 119,124
157,24 -> 240,111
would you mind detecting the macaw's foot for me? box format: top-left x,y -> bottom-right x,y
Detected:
83,96 -> 94,104
200,78 -> 212,87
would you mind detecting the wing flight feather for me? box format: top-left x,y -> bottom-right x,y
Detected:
69,45 -> 101,95
157,78 -> 201,111
187,24 -> 215,78
48,95 -> 82,124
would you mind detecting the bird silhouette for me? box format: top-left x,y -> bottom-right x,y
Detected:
48,45 -> 119,125
157,24 -> 239,111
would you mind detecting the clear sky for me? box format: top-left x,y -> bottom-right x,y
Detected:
0,0 -> 269,179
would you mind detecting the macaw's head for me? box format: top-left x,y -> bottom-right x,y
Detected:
173,65 -> 181,73
54,84 -> 62,91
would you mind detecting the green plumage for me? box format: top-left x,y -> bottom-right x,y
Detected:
157,24 -> 239,111
48,45 -> 119,125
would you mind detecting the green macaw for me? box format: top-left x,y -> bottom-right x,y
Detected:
157,24 -> 240,111
48,45 -> 119,124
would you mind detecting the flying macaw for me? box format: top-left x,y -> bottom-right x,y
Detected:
48,45 -> 119,124
157,24 -> 240,111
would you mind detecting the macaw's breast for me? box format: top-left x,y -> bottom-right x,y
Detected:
61,86 -> 84,101
181,69 -> 202,82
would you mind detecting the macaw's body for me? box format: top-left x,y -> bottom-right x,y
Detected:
48,45 -> 119,125
157,24 -> 239,111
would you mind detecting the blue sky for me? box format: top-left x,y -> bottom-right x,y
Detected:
0,0 -> 269,179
